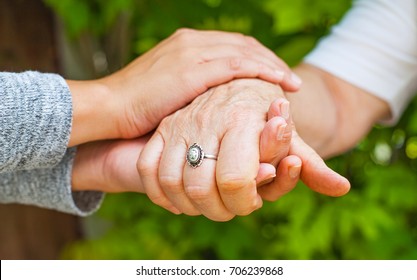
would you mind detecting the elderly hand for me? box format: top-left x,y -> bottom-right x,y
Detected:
70,99 -> 292,195
138,79 -> 279,220
67,28 -> 301,146
137,79 -> 349,221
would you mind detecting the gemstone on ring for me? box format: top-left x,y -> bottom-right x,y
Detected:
186,143 -> 204,168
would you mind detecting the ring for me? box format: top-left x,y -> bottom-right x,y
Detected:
186,143 -> 217,168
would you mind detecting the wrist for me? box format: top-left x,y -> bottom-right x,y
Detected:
100,72 -> 149,139
71,142 -> 111,192
72,139 -> 147,193
67,79 -> 120,147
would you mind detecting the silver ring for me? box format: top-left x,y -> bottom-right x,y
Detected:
186,143 -> 217,168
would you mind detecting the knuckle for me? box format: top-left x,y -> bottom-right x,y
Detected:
281,131 -> 292,144
137,157 -> 154,177
217,172 -> 260,216
147,192 -> 169,208
238,45 -> 252,57
159,175 -> 184,195
185,185 -> 211,202
228,57 -> 242,71
234,196 -> 259,216
217,172 -> 254,195
195,110 -> 211,128
244,35 -> 259,46
257,62 -> 267,73
173,28 -> 196,45
238,202 -> 258,216
234,32 -> 246,41
173,28 -> 193,36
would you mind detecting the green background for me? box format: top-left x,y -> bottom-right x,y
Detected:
44,0 -> 417,259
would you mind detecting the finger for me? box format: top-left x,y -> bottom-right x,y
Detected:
266,99 -> 350,196
255,162 -> 276,187
258,155 -> 302,201
256,111 -> 292,186
290,132 -> 351,197
216,127 -> 263,216
137,132 -> 181,214
164,29 -> 301,90
158,139 -> 200,215
267,98 -> 291,122
256,99 -> 298,196
168,28 -> 256,47
194,57 -> 299,92
194,30 -> 295,77
168,29 -> 279,63
159,29 -> 265,57
259,115 -> 292,167
183,141 -> 235,222
197,31 -> 302,90
198,44 -> 280,69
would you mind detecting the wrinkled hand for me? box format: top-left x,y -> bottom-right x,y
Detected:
137,79 -> 295,221
137,79 -> 349,221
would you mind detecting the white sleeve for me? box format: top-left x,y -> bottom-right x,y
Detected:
304,0 -> 417,124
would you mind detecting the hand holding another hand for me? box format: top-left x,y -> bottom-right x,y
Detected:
72,79 -> 349,221
69,29 -> 349,222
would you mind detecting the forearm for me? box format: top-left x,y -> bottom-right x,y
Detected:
289,63 -> 390,158
286,64 -> 339,157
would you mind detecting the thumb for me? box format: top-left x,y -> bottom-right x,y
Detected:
290,132 -> 350,197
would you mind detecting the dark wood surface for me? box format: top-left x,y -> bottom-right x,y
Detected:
0,0 -> 81,259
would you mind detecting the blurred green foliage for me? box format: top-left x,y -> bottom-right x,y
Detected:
44,0 -> 417,259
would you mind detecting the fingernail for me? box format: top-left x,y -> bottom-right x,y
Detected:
277,123 -> 287,140
257,174 -> 276,187
290,73 -> 302,86
288,165 -> 301,179
275,70 -> 285,81
280,101 -> 290,120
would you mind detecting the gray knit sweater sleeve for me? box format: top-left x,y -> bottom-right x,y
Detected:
0,71 -> 103,216
0,148 -> 104,216
0,71 -> 71,171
